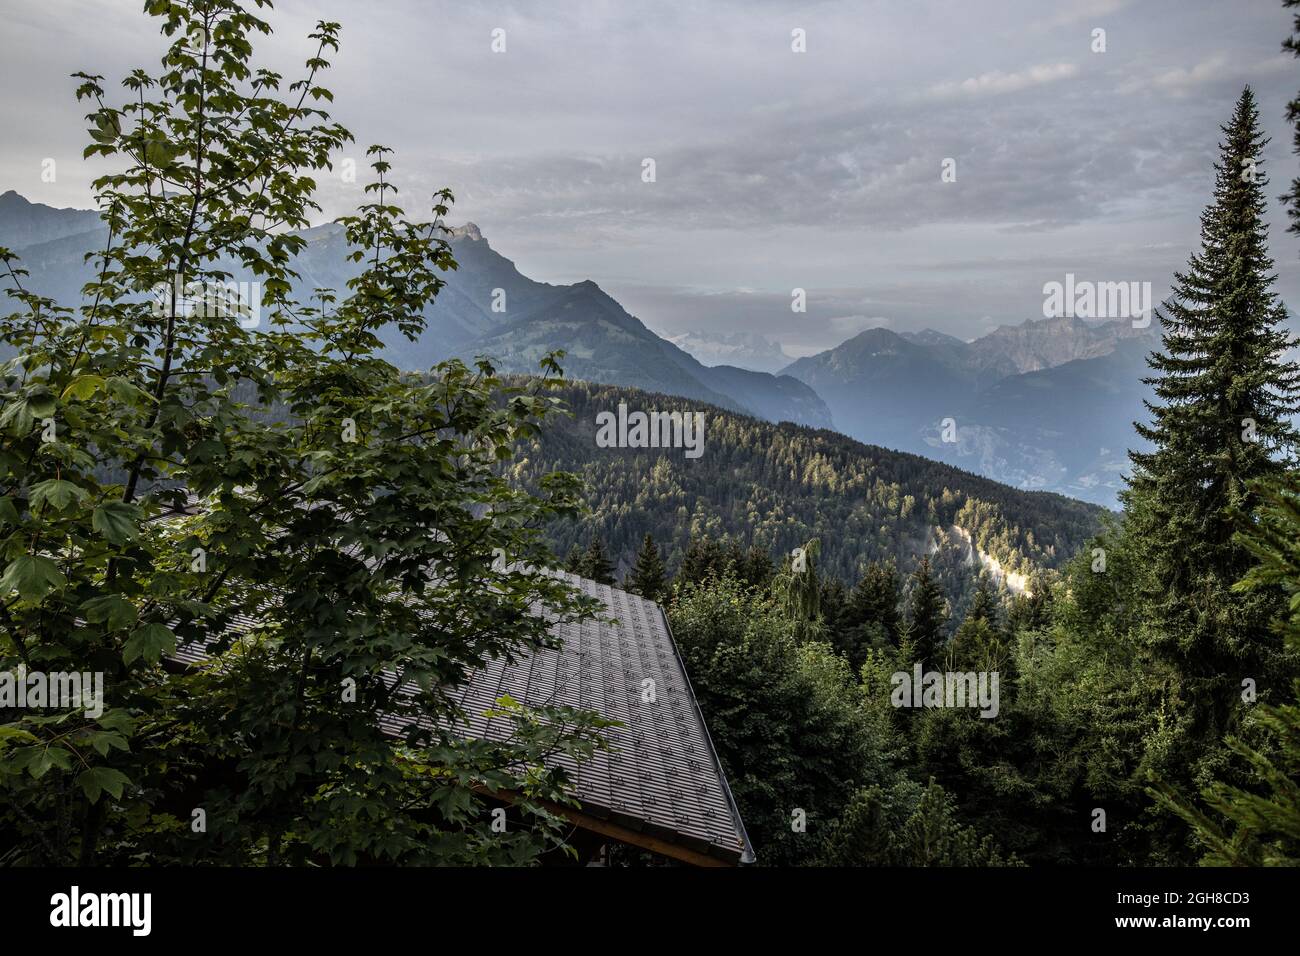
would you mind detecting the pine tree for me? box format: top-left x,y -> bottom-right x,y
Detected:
1151,19 -> 1300,864
627,533 -> 667,601
1151,474 -> 1300,865
1152,693 -> 1300,865
904,558 -> 948,668
678,536 -> 726,586
818,779 -> 1016,866
966,574 -> 1001,635
564,543 -> 585,575
734,544 -> 776,591
1126,87 -> 1300,733
846,561 -> 902,645
1006,573 -> 1053,635
819,576 -> 861,667
581,538 -> 616,585
820,576 -> 849,634
944,577 -> 1002,672
946,613 -> 1010,675
1282,0 -> 1300,235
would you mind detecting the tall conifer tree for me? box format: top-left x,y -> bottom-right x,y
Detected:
966,574 -> 1001,634
1127,88 -> 1299,702
627,533 -> 667,601
1282,0 -> 1300,235
1123,92 -> 1300,843
904,558 -> 948,668
1150,9 -> 1300,868
581,538 -> 616,585
847,561 -> 903,645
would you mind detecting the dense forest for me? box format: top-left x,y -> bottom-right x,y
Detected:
511,377 -> 1104,616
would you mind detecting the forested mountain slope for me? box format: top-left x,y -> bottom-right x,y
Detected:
511,379 -> 1105,601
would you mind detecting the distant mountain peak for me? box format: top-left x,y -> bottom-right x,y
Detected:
448,222 -> 483,242
847,326 -> 903,344
900,328 -> 968,348
0,189 -> 103,250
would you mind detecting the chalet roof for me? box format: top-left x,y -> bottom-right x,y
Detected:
168,568 -> 754,865
444,573 -> 754,865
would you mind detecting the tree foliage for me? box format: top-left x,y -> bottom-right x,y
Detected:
0,0 -> 608,866
626,533 -> 666,601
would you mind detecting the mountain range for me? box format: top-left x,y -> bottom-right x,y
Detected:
0,191 -> 832,430
780,318 -> 1158,506
780,317 -> 1159,504
0,189 -> 1160,505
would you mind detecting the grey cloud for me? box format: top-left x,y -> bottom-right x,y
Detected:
2,0 -> 1299,350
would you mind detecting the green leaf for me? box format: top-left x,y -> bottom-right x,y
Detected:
29,747 -> 73,780
61,374 -> 105,402
0,554 -> 66,602
0,399 -> 35,436
83,730 -> 129,757
26,388 -> 56,419
106,377 -> 157,406
92,501 -> 140,545
89,111 -> 122,145
29,479 -> 88,513
75,766 -> 131,803
140,138 -> 179,169
0,725 -> 38,749
95,710 -> 137,736
83,593 -> 139,631
123,623 -> 176,665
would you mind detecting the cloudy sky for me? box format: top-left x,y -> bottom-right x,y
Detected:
3,0 -> 1299,356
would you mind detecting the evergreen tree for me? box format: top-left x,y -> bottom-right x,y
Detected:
1006,573 -> 1053,635
1151,474 -> 1300,865
677,535 -> 727,586
627,533 -> 667,601
734,544 -> 776,591
820,576 -> 849,634
1282,0 -> 1300,236
580,537 -> 616,585
820,576 -> 865,668
1153,686 -> 1300,866
1126,87 -> 1300,738
1151,23 -> 1300,863
904,558 -> 948,668
564,543 -> 585,575
846,561 -> 903,645
675,536 -> 774,591
966,574 -> 1002,637
946,613 -> 1009,676
817,779 -> 1017,867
